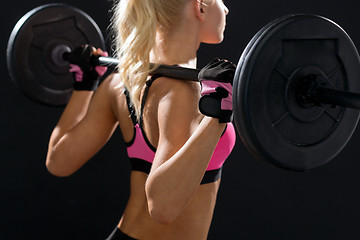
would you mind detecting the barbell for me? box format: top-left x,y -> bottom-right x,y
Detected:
7,4 -> 360,171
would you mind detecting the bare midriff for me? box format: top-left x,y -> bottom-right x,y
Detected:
118,171 -> 220,240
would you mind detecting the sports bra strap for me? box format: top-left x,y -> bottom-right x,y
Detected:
140,74 -> 163,127
124,88 -> 138,125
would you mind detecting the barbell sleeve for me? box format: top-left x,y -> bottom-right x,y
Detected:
313,87 -> 360,109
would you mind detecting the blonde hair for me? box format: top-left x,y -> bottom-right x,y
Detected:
111,0 -> 188,120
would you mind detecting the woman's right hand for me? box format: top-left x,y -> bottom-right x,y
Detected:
68,44 -> 108,91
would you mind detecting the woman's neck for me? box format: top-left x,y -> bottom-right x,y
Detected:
151,33 -> 198,69
150,2 -> 201,69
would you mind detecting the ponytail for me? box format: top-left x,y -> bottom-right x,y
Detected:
112,0 -> 156,120
111,0 -> 186,121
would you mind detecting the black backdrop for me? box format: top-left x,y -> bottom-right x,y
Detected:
2,0 -> 360,239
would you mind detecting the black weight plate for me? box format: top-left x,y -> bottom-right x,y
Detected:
7,4 -> 106,106
236,15 -> 296,79
233,15 -> 360,171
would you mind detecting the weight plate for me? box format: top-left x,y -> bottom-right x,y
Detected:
233,15 -> 360,171
7,3 -> 106,106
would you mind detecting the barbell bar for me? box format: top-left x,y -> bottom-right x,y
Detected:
90,54 -> 360,110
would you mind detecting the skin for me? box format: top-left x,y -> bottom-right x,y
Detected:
46,0 -> 229,239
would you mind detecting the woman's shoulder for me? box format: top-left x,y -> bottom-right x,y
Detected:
97,72 -> 125,100
96,72 -> 128,116
150,76 -> 200,104
100,72 -> 123,91
148,76 -> 203,125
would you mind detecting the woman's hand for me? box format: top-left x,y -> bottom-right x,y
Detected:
68,44 -> 108,91
198,58 -> 236,123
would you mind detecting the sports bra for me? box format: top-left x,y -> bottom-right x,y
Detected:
124,75 -> 236,184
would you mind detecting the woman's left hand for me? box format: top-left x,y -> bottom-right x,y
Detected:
198,58 -> 236,123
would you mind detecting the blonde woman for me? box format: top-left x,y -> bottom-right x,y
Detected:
46,0 -> 236,239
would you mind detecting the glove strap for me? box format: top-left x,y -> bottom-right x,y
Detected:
199,96 -> 233,123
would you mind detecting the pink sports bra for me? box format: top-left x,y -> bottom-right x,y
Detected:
124,75 -> 236,184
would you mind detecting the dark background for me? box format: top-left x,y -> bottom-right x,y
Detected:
2,0 -> 360,239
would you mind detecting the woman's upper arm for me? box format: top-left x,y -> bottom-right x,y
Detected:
150,79 -> 201,171
47,75 -> 120,176
73,76 -> 120,155
145,79 -> 226,223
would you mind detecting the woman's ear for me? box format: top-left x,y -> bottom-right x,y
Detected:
195,0 -> 206,20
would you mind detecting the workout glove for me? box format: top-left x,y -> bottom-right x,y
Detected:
198,58 -> 236,123
68,44 -> 108,91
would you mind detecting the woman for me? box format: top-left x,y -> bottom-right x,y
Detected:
46,0 -> 236,239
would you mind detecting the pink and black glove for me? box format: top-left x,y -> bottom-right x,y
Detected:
68,44 -> 108,91
198,58 -> 236,123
